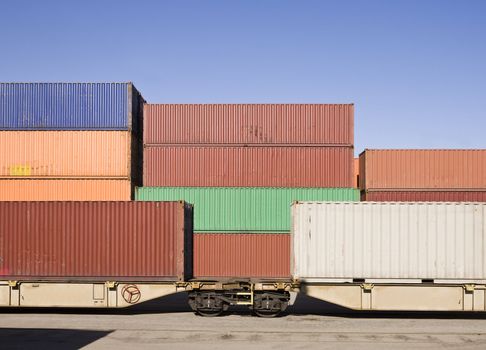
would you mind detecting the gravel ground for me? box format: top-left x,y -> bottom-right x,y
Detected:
2,293 -> 486,349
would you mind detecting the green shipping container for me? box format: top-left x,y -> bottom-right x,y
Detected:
136,187 -> 359,232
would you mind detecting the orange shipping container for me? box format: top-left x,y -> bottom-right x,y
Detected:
360,149 -> 486,190
0,131 -> 133,178
0,179 -> 132,201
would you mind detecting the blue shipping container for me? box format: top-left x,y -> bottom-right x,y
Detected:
0,82 -> 143,130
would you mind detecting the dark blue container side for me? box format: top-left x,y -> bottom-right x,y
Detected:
0,82 -> 142,130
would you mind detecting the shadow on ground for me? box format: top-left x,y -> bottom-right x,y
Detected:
289,293 -> 486,319
2,291 -> 486,319
0,328 -> 112,349
0,292 -> 192,315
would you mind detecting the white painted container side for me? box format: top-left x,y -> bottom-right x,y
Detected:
291,202 -> 486,281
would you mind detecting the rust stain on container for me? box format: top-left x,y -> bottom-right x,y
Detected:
362,191 -> 486,202
0,131 -> 131,178
144,104 -> 354,145
0,179 -> 132,201
0,201 -> 193,281
360,149 -> 486,190
144,146 -> 354,187
193,233 -> 290,278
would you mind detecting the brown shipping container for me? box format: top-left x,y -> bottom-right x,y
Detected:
0,131 -> 133,178
0,201 -> 193,281
193,233 -> 290,278
362,191 -> 486,202
0,179 -> 132,201
144,146 -> 354,187
360,149 -> 486,190
143,104 -> 354,145
353,157 -> 359,188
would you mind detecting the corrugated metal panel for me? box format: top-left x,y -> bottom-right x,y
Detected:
353,158 -> 359,188
0,179 -> 132,201
362,191 -> 486,202
0,131 -> 131,178
292,202 -> 486,280
136,187 -> 359,232
143,146 -> 354,187
144,104 -> 354,145
360,149 -> 486,190
0,82 -> 142,130
0,201 -> 192,281
194,233 -> 290,278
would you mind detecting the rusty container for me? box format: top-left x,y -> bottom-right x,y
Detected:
143,104 -> 354,145
0,201 -> 193,281
0,179 -> 132,201
193,233 -> 290,278
143,146 -> 354,187
353,157 -> 359,188
362,191 -> 486,202
360,149 -> 486,190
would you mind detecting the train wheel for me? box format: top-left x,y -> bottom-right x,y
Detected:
189,292 -> 228,317
253,292 -> 289,318
253,308 -> 282,318
196,307 -> 225,317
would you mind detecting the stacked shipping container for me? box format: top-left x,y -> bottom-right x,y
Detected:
360,149 -> 486,201
292,201 -> 486,280
136,187 -> 359,232
138,104 -> 358,278
0,201 -> 193,281
0,83 -> 144,200
142,104 -> 355,188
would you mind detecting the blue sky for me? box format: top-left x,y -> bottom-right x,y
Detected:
0,0 -> 484,153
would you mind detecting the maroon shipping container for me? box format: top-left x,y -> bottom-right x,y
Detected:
144,104 -> 354,145
0,201 -> 193,281
193,233 -> 290,279
143,146 -> 354,187
362,191 -> 486,202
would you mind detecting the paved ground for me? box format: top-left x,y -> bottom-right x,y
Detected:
2,293 -> 486,349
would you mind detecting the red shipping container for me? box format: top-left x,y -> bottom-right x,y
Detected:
193,233 -> 290,278
144,104 -> 354,145
143,146 -> 354,187
362,191 -> 486,202
360,149 -> 486,190
0,201 -> 193,281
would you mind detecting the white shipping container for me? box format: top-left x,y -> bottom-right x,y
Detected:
291,202 -> 486,281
